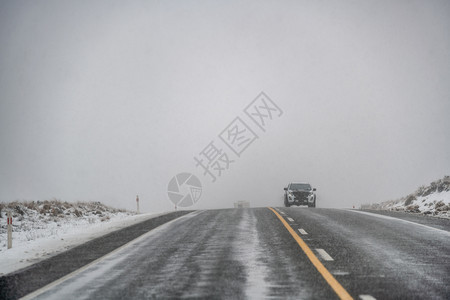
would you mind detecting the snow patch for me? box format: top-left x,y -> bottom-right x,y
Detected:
362,176 -> 450,218
0,200 -> 165,275
234,209 -> 270,299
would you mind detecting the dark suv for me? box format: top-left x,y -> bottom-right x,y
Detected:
284,182 -> 316,207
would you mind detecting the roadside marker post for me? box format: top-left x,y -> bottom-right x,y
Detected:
7,211 -> 12,249
136,195 -> 140,214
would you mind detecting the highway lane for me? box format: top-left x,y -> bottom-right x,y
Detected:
22,208 -> 450,299
277,207 -> 450,299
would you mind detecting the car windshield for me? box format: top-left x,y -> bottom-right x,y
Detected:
290,183 -> 311,190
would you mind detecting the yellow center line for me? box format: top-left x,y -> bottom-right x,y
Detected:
268,207 -> 354,300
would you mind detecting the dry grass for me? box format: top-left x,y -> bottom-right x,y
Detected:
0,199 -> 132,219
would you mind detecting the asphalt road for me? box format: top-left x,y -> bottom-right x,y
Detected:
17,208 -> 450,299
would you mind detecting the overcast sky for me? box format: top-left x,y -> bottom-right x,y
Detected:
1,0 -> 449,212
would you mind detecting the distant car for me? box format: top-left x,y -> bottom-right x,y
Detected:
284,182 -> 316,207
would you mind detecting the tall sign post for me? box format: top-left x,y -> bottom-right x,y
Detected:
7,212 -> 12,249
136,195 -> 140,214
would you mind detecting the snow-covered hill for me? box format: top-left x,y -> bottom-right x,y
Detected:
362,176 -> 450,218
0,200 -> 162,275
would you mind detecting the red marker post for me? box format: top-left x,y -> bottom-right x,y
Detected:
7,212 -> 12,249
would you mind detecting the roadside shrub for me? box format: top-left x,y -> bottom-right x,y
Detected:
51,208 -> 63,216
406,205 -> 420,213
416,185 -> 426,196
25,201 -> 36,210
404,195 -> 416,206
435,201 -> 445,208
436,205 -> 449,212
435,201 -> 446,211
10,204 -> 26,216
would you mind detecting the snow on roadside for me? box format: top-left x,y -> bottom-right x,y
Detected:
0,200 -> 167,276
362,176 -> 450,219
390,190 -> 450,213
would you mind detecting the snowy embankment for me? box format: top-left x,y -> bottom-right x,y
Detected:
0,200 -> 164,275
362,176 -> 450,219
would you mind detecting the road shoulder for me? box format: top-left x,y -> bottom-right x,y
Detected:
0,210 -> 193,300
351,209 -> 450,232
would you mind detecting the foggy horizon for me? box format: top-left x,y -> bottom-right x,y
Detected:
1,0 -> 449,213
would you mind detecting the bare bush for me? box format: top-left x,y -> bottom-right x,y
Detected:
436,205 -> 449,212
15,205 -> 25,216
25,201 -> 37,210
406,205 -> 420,213
404,195 -> 416,206
436,201 -> 444,207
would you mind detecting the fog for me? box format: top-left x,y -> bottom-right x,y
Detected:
1,0 -> 449,213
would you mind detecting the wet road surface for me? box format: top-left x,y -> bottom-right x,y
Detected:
9,208 -> 450,299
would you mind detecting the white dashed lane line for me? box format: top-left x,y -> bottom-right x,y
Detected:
315,249 -> 334,261
359,295 -> 377,300
298,228 -> 308,235
277,211 -> 376,300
